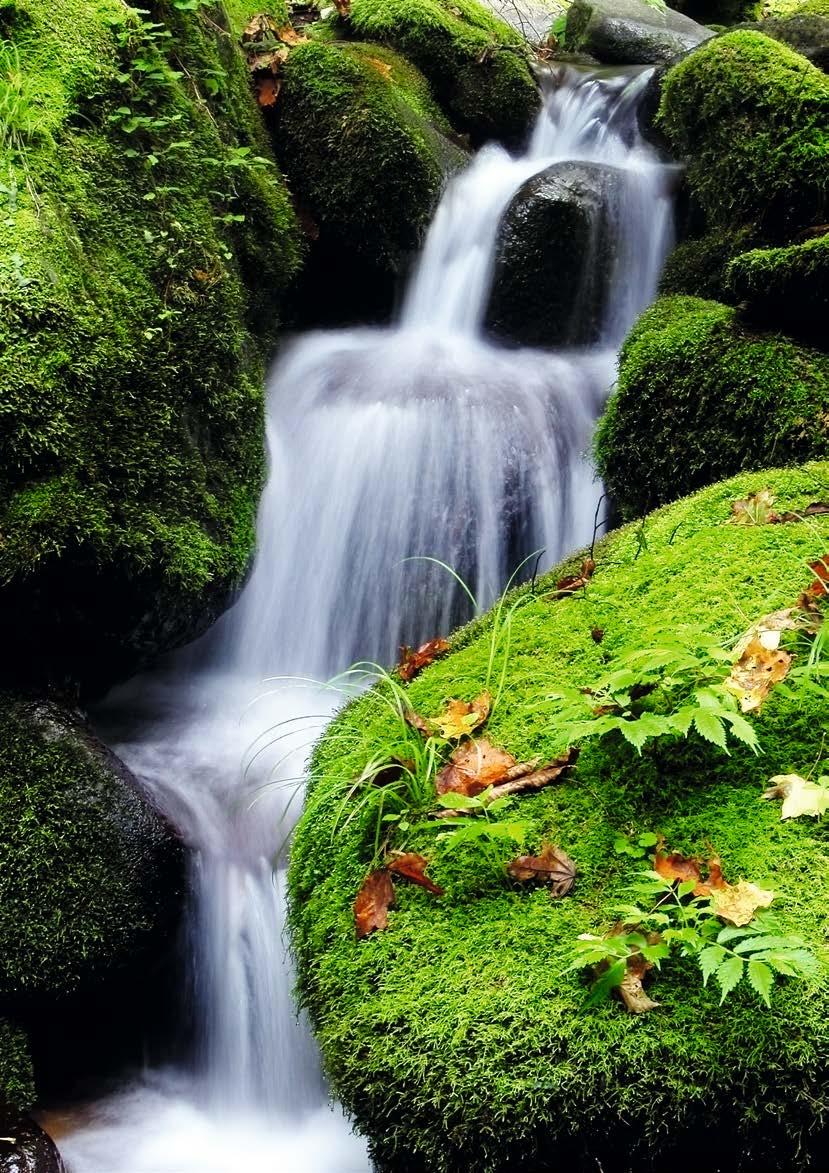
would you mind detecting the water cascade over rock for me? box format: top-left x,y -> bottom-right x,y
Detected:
54,65 -> 674,1173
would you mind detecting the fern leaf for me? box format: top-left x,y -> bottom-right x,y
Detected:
747,959 -> 773,1006
716,955 -> 744,1001
693,709 -> 728,750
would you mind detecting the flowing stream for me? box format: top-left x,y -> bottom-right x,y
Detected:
53,65 -> 674,1173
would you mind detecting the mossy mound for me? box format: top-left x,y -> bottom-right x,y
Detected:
726,233 -> 829,340
657,30 -> 829,239
671,0 -> 760,25
0,0 -> 302,685
275,39 -> 466,277
658,228 -> 755,302
594,295 -> 829,518
753,5 -> 829,70
290,464 -> 829,1172
0,1020 -> 34,1110
345,0 -> 540,144
0,693 -> 183,1000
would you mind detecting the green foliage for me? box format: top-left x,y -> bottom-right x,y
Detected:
431,789 -> 530,877
0,0 -> 302,680
347,0 -> 539,143
0,1019 -> 34,1110
657,31 -> 829,239
595,296 -> 829,518
290,464 -> 829,1173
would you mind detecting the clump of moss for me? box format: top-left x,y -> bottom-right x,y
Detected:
657,30 -> 829,239
594,296 -> 829,518
0,1020 -> 34,1109
345,0 -> 540,144
658,227 -> 755,302
290,463 -> 829,1173
0,0 -> 302,684
727,233 -> 829,339
671,0 -> 761,24
276,39 -> 466,270
0,693 -> 182,1000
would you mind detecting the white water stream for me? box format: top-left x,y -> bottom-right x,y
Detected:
54,66 -> 674,1173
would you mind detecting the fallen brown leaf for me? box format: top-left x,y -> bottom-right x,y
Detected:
653,848 -> 726,897
397,637 -> 450,683
488,748 -> 579,799
555,557 -> 595,597
725,636 -> 792,713
255,75 -> 281,107
801,555 -> 829,603
508,843 -> 576,896
730,488 -> 776,525
387,852 -> 444,895
404,708 -> 432,738
276,23 -> 307,44
773,502 -> 829,523
618,954 -> 659,1014
435,737 -> 516,797
710,879 -> 774,926
591,627 -> 605,644
354,869 -> 394,938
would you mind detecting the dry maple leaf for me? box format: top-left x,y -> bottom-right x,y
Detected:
435,737 -> 516,796
710,879 -> 774,926
730,488 -> 777,525
762,774 -> 829,820
387,852 -> 444,895
242,12 -> 280,40
618,954 -> 659,1014
555,557 -> 596,597
354,869 -> 395,938
653,849 -> 725,897
725,614 -> 794,713
275,23 -> 307,44
488,748 -> 579,799
431,692 -> 491,740
508,843 -> 576,896
397,638 -> 450,683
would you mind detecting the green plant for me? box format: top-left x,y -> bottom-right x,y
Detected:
547,627 -> 760,755
571,867 -> 817,1006
429,788 -> 530,876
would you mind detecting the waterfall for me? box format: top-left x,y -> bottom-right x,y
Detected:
55,66 -> 674,1173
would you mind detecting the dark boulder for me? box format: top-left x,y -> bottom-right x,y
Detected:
565,0 -> 713,64
0,1111 -> 65,1173
485,160 -> 625,348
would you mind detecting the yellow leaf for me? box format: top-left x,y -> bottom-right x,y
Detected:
711,880 -> 774,926
725,621 -> 793,712
431,692 -> 491,740
762,774 -> 829,820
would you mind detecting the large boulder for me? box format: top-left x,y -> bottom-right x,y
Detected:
0,1111 -> 65,1173
657,30 -> 829,239
750,0 -> 829,71
564,0 -> 713,64
726,233 -> 829,341
594,296 -> 829,517
485,161 -> 625,348
276,40 -> 466,285
0,0 -> 302,688
290,463 -> 829,1172
345,0 -> 540,145
0,694 -> 183,1002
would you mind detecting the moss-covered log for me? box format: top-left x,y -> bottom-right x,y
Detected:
289,464 -> 829,1172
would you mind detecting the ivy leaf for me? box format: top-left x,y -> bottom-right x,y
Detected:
716,955 -> 744,1001
747,959 -> 773,1006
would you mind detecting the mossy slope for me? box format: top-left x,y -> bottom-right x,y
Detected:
346,0 -> 540,144
290,463 -> 829,1173
0,0 -> 301,684
595,296 -> 829,518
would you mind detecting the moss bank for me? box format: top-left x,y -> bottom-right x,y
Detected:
346,0 -> 540,144
0,0 -> 302,684
290,464 -> 829,1172
657,30 -> 829,239
594,296 -> 829,518
727,232 -> 829,340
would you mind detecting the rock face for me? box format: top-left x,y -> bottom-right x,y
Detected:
347,0 -> 541,145
290,462 -> 829,1173
565,0 -> 713,64
0,1112 -> 65,1173
0,0 -> 303,688
594,296 -> 829,517
0,694 -> 183,1002
485,161 -> 624,348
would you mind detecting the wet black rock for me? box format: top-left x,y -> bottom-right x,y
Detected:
0,1111 -> 65,1173
565,0 -> 713,64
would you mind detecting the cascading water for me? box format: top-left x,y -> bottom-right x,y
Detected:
54,65 -> 674,1173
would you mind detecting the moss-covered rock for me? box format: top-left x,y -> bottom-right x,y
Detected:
752,6 -> 829,70
594,296 -> 829,517
485,160 -> 623,348
671,0 -> 761,25
726,233 -> 829,341
0,693 -> 183,1001
275,39 -> 466,282
290,463 -> 829,1172
0,0 -> 302,685
345,0 -> 540,144
657,30 -> 829,239
658,227 -> 755,302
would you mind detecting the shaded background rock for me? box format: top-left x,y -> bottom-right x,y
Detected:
485,160 -> 624,347
564,0 -> 713,63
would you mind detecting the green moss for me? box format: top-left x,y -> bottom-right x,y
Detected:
657,30 -> 829,239
0,693 -> 182,999
594,296 -> 829,518
290,464 -> 829,1172
346,0 -> 540,144
0,0 -> 302,682
0,1020 -> 34,1110
727,233 -> 829,338
222,0 -> 289,37
667,0 -> 761,26
658,227 -> 755,302
276,39 -> 466,267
